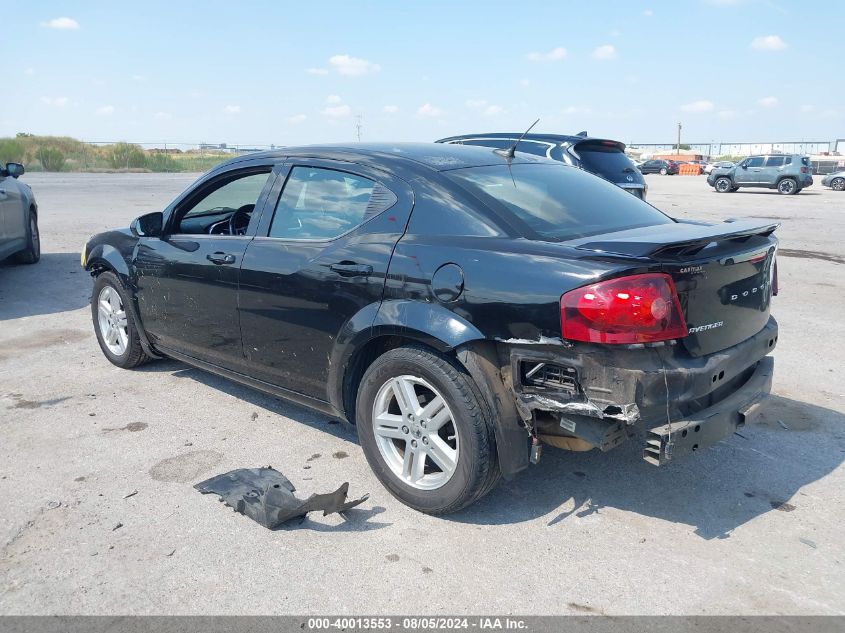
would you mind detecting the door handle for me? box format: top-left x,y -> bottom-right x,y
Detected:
207,252 -> 236,265
330,262 -> 373,277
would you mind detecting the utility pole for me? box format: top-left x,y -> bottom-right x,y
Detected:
677,121 -> 682,154
355,115 -> 363,142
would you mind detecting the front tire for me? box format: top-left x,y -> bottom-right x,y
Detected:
714,177 -> 733,193
12,212 -> 40,264
778,178 -> 798,195
830,177 -> 845,191
356,345 -> 499,514
91,271 -> 151,369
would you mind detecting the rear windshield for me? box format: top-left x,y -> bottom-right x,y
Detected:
447,163 -> 673,241
574,143 -> 637,176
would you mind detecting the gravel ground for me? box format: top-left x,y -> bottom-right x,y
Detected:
0,171 -> 843,615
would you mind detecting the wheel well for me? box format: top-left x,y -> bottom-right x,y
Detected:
776,175 -> 796,184
341,335 -> 453,425
29,205 -> 37,219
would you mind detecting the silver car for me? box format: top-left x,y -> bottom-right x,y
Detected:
0,162 -> 40,264
704,161 -> 735,175
821,170 -> 845,191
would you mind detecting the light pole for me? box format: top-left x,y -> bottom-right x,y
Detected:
677,121 -> 682,155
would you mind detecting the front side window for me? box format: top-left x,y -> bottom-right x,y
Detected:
745,157 -> 765,168
448,163 -> 672,242
177,170 -> 271,235
268,166 -> 376,240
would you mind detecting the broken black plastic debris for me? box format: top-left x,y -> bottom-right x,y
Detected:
194,467 -> 369,529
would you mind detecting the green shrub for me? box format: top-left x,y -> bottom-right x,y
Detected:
145,152 -> 178,171
0,138 -> 25,164
38,147 -> 66,171
108,142 -> 147,169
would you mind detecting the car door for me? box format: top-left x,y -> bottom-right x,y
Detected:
238,160 -> 413,402
133,162 -> 278,370
0,172 -> 24,252
763,155 -> 786,185
737,156 -> 765,184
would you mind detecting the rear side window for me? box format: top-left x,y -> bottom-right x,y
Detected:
766,156 -> 785,167
514,141 -> 553,157
269,167 -> 377,240
574,143 -> 637,176
448,163 -> 672,241
801,156 -> 809,166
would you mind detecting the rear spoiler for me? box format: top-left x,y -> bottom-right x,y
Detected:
573,220 -> 779,259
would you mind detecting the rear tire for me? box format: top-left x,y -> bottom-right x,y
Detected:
356,345 -> 500,514
659,167 -> 668,175
714,177 -> 733,193
778,178 -> 798,195
12,212 -> 40,264
830,177 -> 845,191
91,271 -> 151,369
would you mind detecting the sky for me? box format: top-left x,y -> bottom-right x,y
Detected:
3,0 -> 843,148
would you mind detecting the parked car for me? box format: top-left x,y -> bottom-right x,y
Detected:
821,171 -> 845,191
82,143 -> 778,514
704,161 -> 735,175
435,132 -> 647,199
707,154 -> 813,195
0,162 -> 40,264
638,159 -> 680,175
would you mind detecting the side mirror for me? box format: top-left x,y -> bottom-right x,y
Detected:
5,163 -> 25,178
130,211 -> 164,237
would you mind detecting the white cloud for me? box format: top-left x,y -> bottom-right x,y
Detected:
562,105 -> 591,115
306,67 -> 329,75
223,105 -> 241,114
750,35 -> 787,51
24,67 -> 35,75
681,100 -> 715,113
96,105 -> 115,116
758,96 -> 779,108
519,78 -> 531,87
800,104 -> 814,113
41,17 -> 79,29
643,9 -> 653,16
41,96 -> 69,107
417,103 -> 443,117
326,95 -> 342,104
328,54 -> 380,76
382,105 -> 399,114
154,111 -> 172,120
131,74 -> 145,81
483,105 -> 504,116
287,114 -> 307,124
526,47 -> 567,62
592,45 -> 616,60
322,104 -> 352,118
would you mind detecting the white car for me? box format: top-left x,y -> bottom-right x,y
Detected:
704,161 -> 735,175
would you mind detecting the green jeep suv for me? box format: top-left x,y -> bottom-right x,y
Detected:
707,154 -> 813,195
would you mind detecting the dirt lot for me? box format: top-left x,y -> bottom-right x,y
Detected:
1,172 -> 843,615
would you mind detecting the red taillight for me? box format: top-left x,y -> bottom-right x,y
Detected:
560,273 -> 688,344
801,167 -> 809,174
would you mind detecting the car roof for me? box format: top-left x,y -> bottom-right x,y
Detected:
436,132 -> 625,148
218,142 -> 550,173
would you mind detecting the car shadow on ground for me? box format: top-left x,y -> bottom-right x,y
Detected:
0,252 -> 90,320
136,359 -> 357,443
448,394 -> 844,539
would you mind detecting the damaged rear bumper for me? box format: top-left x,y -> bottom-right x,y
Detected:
494,317 -> 778,466
643,355 -> 773,465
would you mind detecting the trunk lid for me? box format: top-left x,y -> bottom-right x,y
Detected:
570,220 -> 778,356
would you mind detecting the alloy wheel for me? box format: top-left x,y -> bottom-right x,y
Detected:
371,375 -> 459,490
779,179 -> 796,194
715,178 -> 731,192
97,285 -> 129,356
832,178 -> 845,192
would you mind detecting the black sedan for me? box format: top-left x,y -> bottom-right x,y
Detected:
639,159 -> 681,175
82,143 -> 778,513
